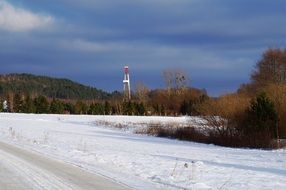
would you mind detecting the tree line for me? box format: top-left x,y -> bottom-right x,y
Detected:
1,48 -> 286,148
0,95 -> 146,116
0,88 -> 207,116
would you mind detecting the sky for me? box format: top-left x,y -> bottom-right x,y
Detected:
0,0 -> 286,96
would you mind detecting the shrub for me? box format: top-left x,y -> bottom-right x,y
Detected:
145,123 -> 208,144
197,94 -> 250,147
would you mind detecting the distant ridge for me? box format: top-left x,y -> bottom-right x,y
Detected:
0,73 -> 110,100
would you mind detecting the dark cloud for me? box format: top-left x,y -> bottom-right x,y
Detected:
1,0 -> 286,95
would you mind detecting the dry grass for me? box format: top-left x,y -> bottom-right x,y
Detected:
140,122 -> 208,143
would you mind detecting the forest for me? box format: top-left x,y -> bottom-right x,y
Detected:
1,48 -> 286,148
0,73 -> 110,100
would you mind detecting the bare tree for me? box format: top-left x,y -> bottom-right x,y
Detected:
135,82 -> 150,103
163,69 -> 190,95
163,70 -> 174,94
251,48 -> 286,88
174,70 -> 189,94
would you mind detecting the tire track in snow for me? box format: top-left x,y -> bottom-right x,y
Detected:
0,141 -> 132,190
0,150 -> 74,190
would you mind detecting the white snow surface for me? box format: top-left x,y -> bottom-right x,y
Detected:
0,113 -> 285,190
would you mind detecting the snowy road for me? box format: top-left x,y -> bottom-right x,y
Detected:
0,141 -> 131,190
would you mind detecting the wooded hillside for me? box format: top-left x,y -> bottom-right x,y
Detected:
0,73 -> 110,100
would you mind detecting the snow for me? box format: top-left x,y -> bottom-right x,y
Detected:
0,113 -> 285,190
0,149 -> 75,190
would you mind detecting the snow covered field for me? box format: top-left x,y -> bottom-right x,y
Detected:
0,113 -> 285,190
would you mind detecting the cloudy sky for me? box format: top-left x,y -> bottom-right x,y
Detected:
0,0 -> 285,95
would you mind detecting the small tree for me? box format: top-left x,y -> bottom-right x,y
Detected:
180,100 -> 189,115
13,93 -> 23,113
104,101 -> 111,115
34,96 -> 50,114
22,95 -> 36,113
64,102 -> 76,114
89,103 -> 104,115
135,102 -> 146,115
50,98 -> 65,114
243,93 -> 278,148
122,101 -> 134,115
247,93 -> 277,135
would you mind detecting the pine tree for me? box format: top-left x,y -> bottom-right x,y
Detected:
246,93 -> 277,137
104,101 -> 111,115
89,103 -> 105,115
180,100 -> 188,115
64,102 -> 75,114
13,93 -> 23,113
34,96 -> 50,113
50,98 -> 65,114
137,102 -> 146,115
22,95 -> 36,113
122,101 -> 134,115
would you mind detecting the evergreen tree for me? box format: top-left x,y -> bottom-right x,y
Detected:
153,104 -> 160,115
246,93 -> 278,137
50,98 -> 65,114
137,102 -> 146,115
89,103 -> 104,115
153,104 -> 165,116
13,93 -> 23,113
64,102 -> 76,114
180,100 -> 188,115
34,96 -> 49,113
122,101 -> 134,115
22,95 -> 36,113
81,102 -> 88,114
111,105 -> 117,115
0,99 -> 3,112
160,105 -> 166,116
104,101 -> 111,115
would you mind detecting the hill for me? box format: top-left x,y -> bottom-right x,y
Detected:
0,73 -> 110,100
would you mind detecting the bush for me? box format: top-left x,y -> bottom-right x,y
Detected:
145,123 -> 208,144
198,94 -> 249,147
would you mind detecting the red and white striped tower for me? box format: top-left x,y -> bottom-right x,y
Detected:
123,66 -> 131,100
